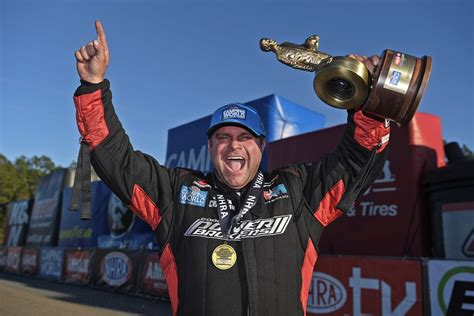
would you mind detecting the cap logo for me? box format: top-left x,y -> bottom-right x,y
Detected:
222,106 -> 246,121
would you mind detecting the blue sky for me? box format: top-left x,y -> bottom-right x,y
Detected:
1,0 -> 472,167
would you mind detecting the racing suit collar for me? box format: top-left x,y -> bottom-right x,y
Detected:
211,171 -> 264,218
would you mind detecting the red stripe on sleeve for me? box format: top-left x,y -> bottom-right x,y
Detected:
354,111 -> 390,153
129,184 -> 161,230
160,244 -> 179,316
300,238 -> 318,316
73,89 -> 109,149
314,179 -> 344,227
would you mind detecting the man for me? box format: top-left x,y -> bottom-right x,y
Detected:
73,21 -> 389,316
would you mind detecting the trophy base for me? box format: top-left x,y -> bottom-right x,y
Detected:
364,49 -> 432,127
313,57 -> 369,110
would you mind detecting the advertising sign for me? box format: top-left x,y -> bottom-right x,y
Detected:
166,94 -> 325,173
441,202 -> 474,259
26,169 -> 66,246
65,249 -> 94,284
21,247 -> 39,275
97,193 -> 158,250
427,259 -> 474,316
59,181 -> 111,248
4,247 -> 22,273
306,255 -> 424,316
92,249 -> 141,294
4,200 -> 32,246
39,247 -> 64,280
138,252 -> 168,298
269,113 -> 444,257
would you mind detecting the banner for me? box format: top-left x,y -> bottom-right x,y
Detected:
4,247 -> 22,273
307,256 -> 423,316
4,200 -> 32,246
269,113 -> 444,257
26,169 -> 67,246
21,247 -> 39,275
64,249 -> 94,285
59,182 -> 111,248
138,252 -> 168,298
39,247 -> 64,280
97,193 -> 158,250
91,249 -> 142,294
427,259 -> 474,316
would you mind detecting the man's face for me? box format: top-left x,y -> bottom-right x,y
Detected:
208,125 -> 265,190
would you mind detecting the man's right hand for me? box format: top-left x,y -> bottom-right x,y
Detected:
75,20 -> 110,84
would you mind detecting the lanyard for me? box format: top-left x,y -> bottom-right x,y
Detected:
215,171 -> 264,238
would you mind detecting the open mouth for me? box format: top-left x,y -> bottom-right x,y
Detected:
225,156 -> 246,171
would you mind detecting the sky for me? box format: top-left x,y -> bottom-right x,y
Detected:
0,0 -> 473,168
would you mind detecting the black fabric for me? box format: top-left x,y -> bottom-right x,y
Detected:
69,140 -> 92,219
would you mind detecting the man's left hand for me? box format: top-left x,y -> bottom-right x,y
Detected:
347,54 -> 380,76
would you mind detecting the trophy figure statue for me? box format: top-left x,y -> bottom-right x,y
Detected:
260,35 -> 432,126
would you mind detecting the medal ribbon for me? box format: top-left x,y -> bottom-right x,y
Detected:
216,171 -> 264,238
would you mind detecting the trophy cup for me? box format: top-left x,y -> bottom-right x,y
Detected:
260,35 -> 432,126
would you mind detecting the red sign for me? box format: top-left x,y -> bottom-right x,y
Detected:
139,252 -> 168,297
307,256 -> 424,316
268,113 -> 444,257
21,248 -> 39,275
5,247 -> 22,273
65,250 -> 93,284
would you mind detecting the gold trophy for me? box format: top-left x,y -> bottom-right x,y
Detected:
260,35 -> 432,126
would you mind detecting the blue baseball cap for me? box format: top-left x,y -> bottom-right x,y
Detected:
207,103 -> 266,138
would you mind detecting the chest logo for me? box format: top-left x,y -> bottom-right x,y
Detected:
179,185 -> 208,207
263,184 -> 289,204
184,215 -> 292,241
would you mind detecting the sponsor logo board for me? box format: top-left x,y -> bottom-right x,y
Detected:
39,248 -> 64,279
140,253 -> 168,297
21,248 -> 39,275
427,259 -> 474,316
307,256 -> 423,316
101,252 -> 132,287
66,250 -> 92,284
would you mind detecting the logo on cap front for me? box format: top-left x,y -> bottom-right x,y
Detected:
222,106 -> 246,121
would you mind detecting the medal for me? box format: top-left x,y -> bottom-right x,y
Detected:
212,243 -> 237,270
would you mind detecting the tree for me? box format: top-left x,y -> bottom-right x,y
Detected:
0,154 -> 59,244
0,154 -> 60,203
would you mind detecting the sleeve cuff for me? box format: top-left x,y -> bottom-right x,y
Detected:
74,79 -> 110,96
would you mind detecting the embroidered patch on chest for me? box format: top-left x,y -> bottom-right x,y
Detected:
179,185 -> 208,207
263,184 -> 289,204
184,215 -> 292,241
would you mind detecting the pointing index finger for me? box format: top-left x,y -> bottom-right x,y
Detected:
95,20 -> 108,47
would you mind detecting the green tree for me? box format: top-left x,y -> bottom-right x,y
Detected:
0,154 -> 59,244
0,154 -> 59,203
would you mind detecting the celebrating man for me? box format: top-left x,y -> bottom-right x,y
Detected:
73,21 -> 389,316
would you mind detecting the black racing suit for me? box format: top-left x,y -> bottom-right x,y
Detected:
73,79 -> 390,316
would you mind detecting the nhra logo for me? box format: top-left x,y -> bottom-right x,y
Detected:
184,215 -> 292,241
179,185 -> 208,207
101,252 -> 132,287
222,106 -> 246,120
307,272 -> 347,314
